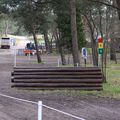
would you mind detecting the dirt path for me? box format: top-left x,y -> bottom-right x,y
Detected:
0,49 -> 120,120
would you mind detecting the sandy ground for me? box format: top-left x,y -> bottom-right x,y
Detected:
0,49 -> 120,120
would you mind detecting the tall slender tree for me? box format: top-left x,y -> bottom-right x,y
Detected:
70,0 -> 80,66
116,0 -> 120,20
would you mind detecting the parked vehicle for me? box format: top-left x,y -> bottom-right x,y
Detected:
23,42 -> 35,56
1,37 -> 10,49
23,49 -> 34,56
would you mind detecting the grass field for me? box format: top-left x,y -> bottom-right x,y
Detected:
54,63 -> 120,99
16,53 -> 120,98
102,63 -> 120,98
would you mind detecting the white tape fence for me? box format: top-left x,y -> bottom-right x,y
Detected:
0,93 -> 86,120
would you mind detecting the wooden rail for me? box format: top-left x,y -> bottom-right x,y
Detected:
11,67 -> 103,90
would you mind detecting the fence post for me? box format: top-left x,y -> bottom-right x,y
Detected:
76,63 -> 79,67
38,101 -> 42,120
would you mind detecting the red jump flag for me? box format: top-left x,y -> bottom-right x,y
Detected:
98,37 -> 103,43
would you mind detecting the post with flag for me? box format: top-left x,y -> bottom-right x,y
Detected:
98,37 -> 104,67
98,37 -> 104,81
98,37 -> 103,55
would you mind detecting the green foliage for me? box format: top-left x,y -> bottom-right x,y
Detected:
0,0 -> 9,14
0,0 -> 27,35
54,63 -> 120,99
52,0 -> 86,51
6,0 -> 47,34
52,0 -> 71,49
76,7 -> 86,50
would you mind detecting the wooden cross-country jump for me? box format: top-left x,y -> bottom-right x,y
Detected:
11,67 -> 103,90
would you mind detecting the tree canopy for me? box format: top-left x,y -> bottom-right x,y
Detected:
0,0 -> 120,66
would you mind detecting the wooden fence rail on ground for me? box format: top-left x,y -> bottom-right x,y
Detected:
11,67 -> 103,90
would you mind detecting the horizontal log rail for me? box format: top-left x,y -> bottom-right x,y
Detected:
12,75 -> 103,79
12,83 -> 102,87
11,67 -> 103,90
12,72 -> 102,75
12,78 -> 103,83
11,87 -> 103,90
14,66 -> 100,70
13,69 -> 101,72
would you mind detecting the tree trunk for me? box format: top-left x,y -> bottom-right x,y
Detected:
5,20 -> 8,37
53,29 -> 60,53
32,31 -> 42,63
70,0 -> 80,66
84,14 -> 98,66
49,34 -> 54,53
110,39 -> 117,63
92,46 -> 98,66
43,30 -> 51,53
116,0 -> 120,20
59,47 -> 66,65
91,38 -> 98,66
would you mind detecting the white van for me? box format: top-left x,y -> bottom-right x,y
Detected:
1,37 -> 10,49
